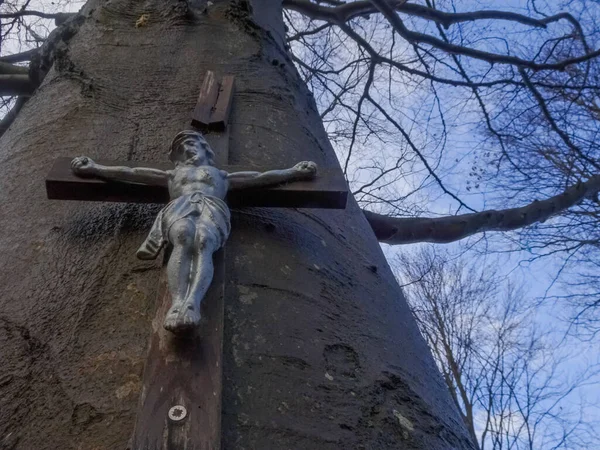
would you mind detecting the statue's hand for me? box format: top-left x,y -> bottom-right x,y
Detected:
293,161 -> 317,178
71,156 -> 98,176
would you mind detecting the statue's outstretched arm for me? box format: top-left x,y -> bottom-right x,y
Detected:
71,156 -> 170,186
228,161 -> 317,190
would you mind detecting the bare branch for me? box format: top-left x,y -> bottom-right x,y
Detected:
0,10 -> 74,25
0,48 -> 38,64
365,93 -> 476,212
0,62 -> 28,75
0,74 -> 34,96
368,0 -> 600,71
365,174 -> 600,245
284,0 -> 572,29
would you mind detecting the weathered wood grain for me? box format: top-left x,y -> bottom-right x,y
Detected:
191,71 -> 220,129
190,72 -> 235,132
130,251 -> 225,450
209,75 -> 235,131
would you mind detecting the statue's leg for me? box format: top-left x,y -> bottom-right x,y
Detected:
163,218 -> 196,333
173,226 -> 219,331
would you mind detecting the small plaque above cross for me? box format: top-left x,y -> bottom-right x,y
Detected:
45,72 -> 348,450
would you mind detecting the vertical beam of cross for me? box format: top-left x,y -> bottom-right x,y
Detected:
130,251 -> 226,449
130,72 -> 233,450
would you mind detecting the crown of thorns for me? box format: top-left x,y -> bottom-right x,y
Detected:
169,130 -> 215,162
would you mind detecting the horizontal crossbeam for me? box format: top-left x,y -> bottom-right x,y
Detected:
46,157 -> 348,209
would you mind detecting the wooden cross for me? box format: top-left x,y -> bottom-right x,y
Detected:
45,72 -> 347,450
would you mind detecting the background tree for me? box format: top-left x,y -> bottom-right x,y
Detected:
397,246 -> 599,449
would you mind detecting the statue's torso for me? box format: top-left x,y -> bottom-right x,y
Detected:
168,165 -> 228,200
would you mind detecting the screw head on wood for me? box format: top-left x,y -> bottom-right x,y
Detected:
168,405 -> 188,422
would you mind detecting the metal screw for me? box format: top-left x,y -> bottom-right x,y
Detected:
168,405 -> 188,422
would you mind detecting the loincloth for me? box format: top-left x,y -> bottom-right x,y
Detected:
141,193 -> 231,256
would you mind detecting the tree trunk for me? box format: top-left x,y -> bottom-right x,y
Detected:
0,0 -> 475,449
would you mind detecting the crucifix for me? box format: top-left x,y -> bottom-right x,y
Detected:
45,71 -> 347,449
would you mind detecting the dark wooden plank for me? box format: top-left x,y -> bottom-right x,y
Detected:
130,250 -> 225,450
45,158 -> 348,209
191,71 -> 219,129
209,76 -> 235,131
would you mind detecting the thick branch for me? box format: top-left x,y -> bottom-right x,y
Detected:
0,62 -> 28,75
54,12 -> 75,26
284,0 -> 560,28
368,0 -> 600,71
0,75 -> 34,96
0,49 -> 38,64
520,68 -> 600,171
364,175 -> 600,245
0,11 -> 74,24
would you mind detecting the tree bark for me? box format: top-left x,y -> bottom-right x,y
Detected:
0,1 -> 475,449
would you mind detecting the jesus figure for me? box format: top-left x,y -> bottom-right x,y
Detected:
71,130 -> 317,334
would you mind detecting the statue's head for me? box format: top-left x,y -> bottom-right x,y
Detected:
169,130 -> 216,166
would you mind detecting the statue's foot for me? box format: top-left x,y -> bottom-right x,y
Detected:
164,304 -> 182,331
164,303 -> 201,334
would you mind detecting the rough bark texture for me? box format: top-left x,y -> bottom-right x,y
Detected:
0,1 -> 475,449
